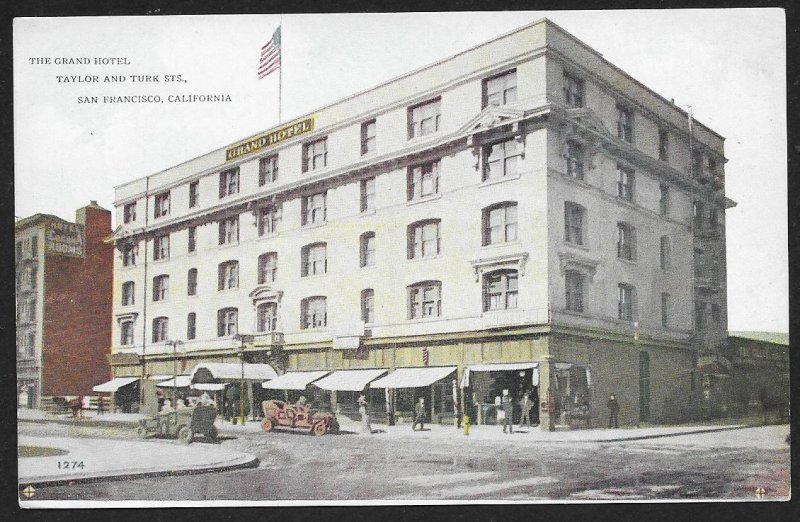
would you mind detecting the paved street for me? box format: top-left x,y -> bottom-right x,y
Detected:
19,421 -> 790,502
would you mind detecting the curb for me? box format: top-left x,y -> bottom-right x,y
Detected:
18,417 -> 139,429
587,424 -> 755,443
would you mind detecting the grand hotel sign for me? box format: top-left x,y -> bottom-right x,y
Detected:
225,117 -> 315,161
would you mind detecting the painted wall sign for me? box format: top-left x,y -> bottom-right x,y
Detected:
45,222 -> 85,257
225,117 -> 315,161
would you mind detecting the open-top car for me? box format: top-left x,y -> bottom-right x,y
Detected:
136,405 -> 218,443
261,400 -> 339,436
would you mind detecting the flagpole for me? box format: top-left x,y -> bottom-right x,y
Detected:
278,15 -> 282,123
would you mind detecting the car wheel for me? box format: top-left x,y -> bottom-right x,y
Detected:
328,421 -> 340,434
261,418 -> 274,432
136,426 -> 149,438
312,422 -> 327,436
177,425 -> 193,444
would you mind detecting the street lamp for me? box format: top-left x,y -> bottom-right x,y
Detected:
235,333 -> 254,425
167,339 -> 184,408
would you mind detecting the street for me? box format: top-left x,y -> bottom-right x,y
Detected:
18,420 -> 790,502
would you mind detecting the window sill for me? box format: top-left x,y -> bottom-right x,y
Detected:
218,241 -> 241,249
219,192 -> 241,200
480,307 -> 520,316
481,240 -> 520,251
217,287 -> 241,293
304,166 -> 331,176
301,221 -> 328,230
615,196 -> 636,209
360,209 -> 377,216
560,173 -> 591,189
407,131 -> 440,143
481,172 -> 521,187
407,254 -> 442,263
301,272 -> 328,279
359,264 -> 377,271
151,299 -> 170,304
152,257 -> 170,264
257,232 -> 280,241
406,314 -> 443,323
187,251 -> 197,256
558,308 -> 590,319
564,241 -> 589,252
617,257 -> 637,266
406,194 -> 441,207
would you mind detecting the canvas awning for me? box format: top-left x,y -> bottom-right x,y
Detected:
461,362 -> 539,388
148,374 -> 174,382
156,376 -> 192,388
370,366 -> 457,389
189,363 -> 278,382
190,382 -> 229,391
262,371 -> 330,390
312,369 -> 388,391
92,377 -> 139,393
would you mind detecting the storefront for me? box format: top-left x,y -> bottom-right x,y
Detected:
460,363 -> 539,425
261,370 -> 330,407
189,363 -> 278,421
551,362 -> 593,428
92,377 -> 140,413
369,366 -> 457,424
311,368 -> 388,417
155,375 -> 192,405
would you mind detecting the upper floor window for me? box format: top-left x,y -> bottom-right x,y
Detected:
189,180 -> 199,208
219,167 -> 240,198
153,234 -> 170,261
259,155 -> 279,185
659,184 -> 670,216
408,219 -> 441,259
564,73 -> 584,108
303,137 -> 328,172
483,69 -> 517,108
258,205 -> 281,236
361,120 -> 376,155
617,222 -> 636,261
564,202 -> 585,245
408,98 -> 441,139
618,283 -> 635,322
122,243 -> 137,267
483,202 -> 517,246
187,313 -> 196,340
695,301 -> 706,330
616,105 -> 634,143
692,149 -> 703,178
360,177 -> 375,213
301,296 -> 327,329
483,270 -> 518,312
408,280 -> 441,319
257,302 -> 278,332
124,202 -> 137,223
217,308 -> 238,337
152,317 -> 169,342
565,270 -> 585,313
565,140 -> 585,180
218,216 -> 239,245
360,232 -> 376,267
407,160 -> 440,201
660,236 -> 670,270
218,260 -> 239,290
120,320 -> 134,346
617,165 -> 634,201
31,236 -> 38,257
258,252 -> 278,284
187,268 -> 198,296
302,192 -> 327,226
153,274 -> 169,302
301,243 -> 327,277
483,139 -> 520,181
188,226 -> 197,253
154,192 -> 170,218
121,281 -> 135,306
361,289 -> 374,324
658,128 -> 669,161
693,201 -> 704,229
661,293 -> 669,328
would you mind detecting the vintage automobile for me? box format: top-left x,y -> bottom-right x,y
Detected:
261,400 -> 339,436
136,405 -> 218,444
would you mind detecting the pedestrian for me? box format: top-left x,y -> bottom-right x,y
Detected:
412,397 -> 426,431
501,389 -> 514,433
199,391 -> 212,406
156,388 -> 165,412
607,393 -> 620,428
519,391 -> 533,428
358,394 -> 372,434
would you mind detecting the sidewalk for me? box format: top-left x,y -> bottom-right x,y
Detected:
18,435 -> 259,487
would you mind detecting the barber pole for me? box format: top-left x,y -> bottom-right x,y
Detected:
422,347 -> 429,366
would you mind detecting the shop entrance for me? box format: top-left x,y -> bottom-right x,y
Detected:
461,363 -> 539,425
552,362 -> 592,428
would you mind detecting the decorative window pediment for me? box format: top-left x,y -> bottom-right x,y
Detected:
470,252 -> 529,282
557,251 -> 600,282
115,312 -> 139,324
459,106 -> 525,137
249,285 -> 283,304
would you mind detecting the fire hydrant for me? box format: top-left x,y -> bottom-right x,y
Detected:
463,414 -> 470,436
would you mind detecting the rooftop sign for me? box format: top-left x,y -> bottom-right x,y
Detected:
225,117 -> 315,162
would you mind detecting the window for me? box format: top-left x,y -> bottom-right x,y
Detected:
564,73 -> 584,108
219,167 -> 240,198
483,69 -> 517,108
124,202 -> 137,223
616,105 -> 633,143
660,236 -> 670,270
301,192 -> 327,226
257,302 -> 278,332
693,201 -> 704,229
301,296 -> 327,329
187,313 -> 196,340
408,220 -> 441,259
187,268 -> 197,296
301,243 -> 327,276
564,202 -> 585,245
617,165 -> 634,201
618,284 -> 635,321
361,120 -> 376,155
16,241 -> 22,260
360,177 -> 375,213
483,270 -> 518,311
483,139 -> 519,180
259,155 -> 279,185
153,234 -> 170,261
661,293 -> 669,327
189,181 -> 199,208
153,275 -> 169,301
711,303 -> 721,324
692,150 -> 703,178
617,222 -> 636,261
658,128 -> 669,161
120,320 -> 134,346
408,98 -> 441,138
258,252 -> 278,284
218,216 -> 239,245
303,137 -> 328,172
709,207 -> 719,229
565,140 -> 584,180
258,205 -> 281,236
218,260 -> 239,290
639,351 -> 650,422
565,270 -> 585,313
482,203 -> 518,246
122,243 -> 137,266
408,160 -> 440,200
217,308 -> 238,337
360,232 -> 376,267
31,236 -> 38,257
408,281 -> 441,319
361,289 -> 374,324
659,184 -> 669,216
695,301 -> 706,330
152,317 -> 169,342
122,281 -> 135,306
188,226 -> 197,253
154,192 -> 170,218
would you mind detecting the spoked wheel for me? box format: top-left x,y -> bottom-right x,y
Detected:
312,422 -> 327,436
177,425 -> 193,444
328,421 -> 340,434
261,418 -> 274,432
136,426 -> 149,438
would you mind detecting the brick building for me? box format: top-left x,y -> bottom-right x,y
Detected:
15,202 -> 114,407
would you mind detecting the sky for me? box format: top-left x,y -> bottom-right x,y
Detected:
13,10 -> 787,333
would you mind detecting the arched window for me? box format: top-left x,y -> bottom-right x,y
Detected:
361,289 -> 374,324
187,268 -> 198,296
187,313 -> 196,340
360,232 -> 376,267
301,243 -> 327,276
482,203 -> 517,246
152,317 -> 169,342
407,219 -> 441,259
483,270 -> 518,311
152,275 -> 169,302
408,281 -> 441,319
120,320 -> 134,345
258,252 -> 278,284
218,260 -> 239,290
217,308 -> 238,337
121,281 -> 135,306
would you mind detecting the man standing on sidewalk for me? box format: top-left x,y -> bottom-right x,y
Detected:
607,393 -> 620,428
501,389 -> 513,434
412,397 -> 426,431
519,392 -> 533,429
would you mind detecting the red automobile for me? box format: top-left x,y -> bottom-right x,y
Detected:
261,400 -> 339,436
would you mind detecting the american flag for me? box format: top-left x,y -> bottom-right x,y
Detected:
258,26 -> 281,79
